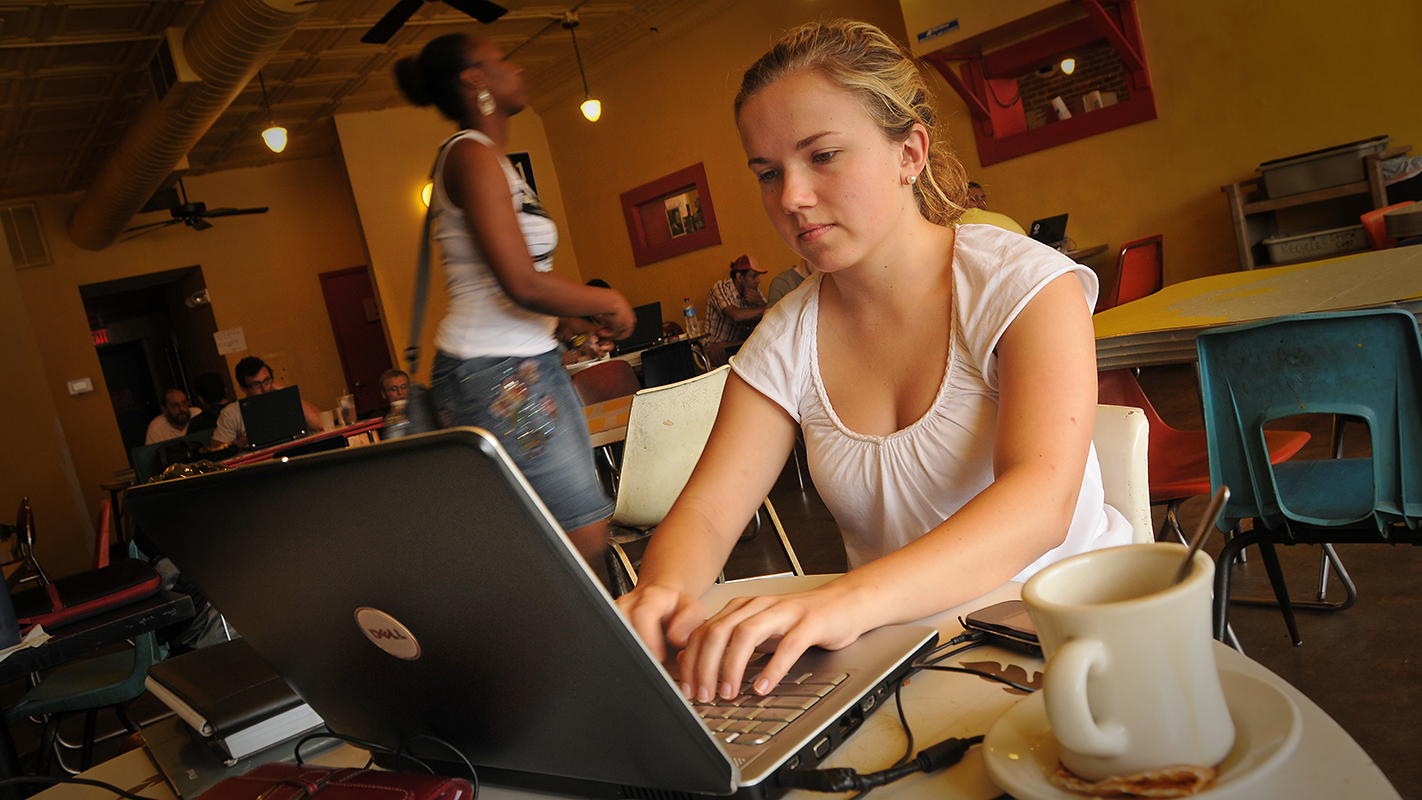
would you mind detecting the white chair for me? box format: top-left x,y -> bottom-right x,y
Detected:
1093,404 -> 1153,544
608,366 -> 804,588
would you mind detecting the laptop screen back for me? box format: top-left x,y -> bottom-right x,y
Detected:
614,302 -> 663,355
124,429 -> 734,796
1028,213 -> 1070,247
239,385 -> 307,449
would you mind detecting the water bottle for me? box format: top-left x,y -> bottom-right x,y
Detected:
682,297 -> 700,337
383,398 -> 411,439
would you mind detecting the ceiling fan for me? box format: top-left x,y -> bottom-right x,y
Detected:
291,0 -> 507,45
122,180 -> 269,242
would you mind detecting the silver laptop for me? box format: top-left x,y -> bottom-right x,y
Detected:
125,429 -> 936,799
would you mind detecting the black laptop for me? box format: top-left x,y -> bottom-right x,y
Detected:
612,301 -> 663,355
125,428 -> 936,800
238,385 -> 307,450
1027,213 -> 1070,248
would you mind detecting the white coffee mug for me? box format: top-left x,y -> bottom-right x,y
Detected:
1022,543 -> 1235,781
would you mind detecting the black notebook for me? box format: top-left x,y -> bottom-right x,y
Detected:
144,638 -> 324,762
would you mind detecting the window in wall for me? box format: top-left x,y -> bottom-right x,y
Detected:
923,1 -> 1155,166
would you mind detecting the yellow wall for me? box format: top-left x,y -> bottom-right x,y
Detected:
920,0 -> 1422,285
2,234 -> 92,575
536,0 -> 912,320
334,105 -> 583,384
8,155 -> 367,572
8,0 -> 1419,572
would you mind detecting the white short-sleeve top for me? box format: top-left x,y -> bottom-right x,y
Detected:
432,130 -> 558,359
731,224 -> 1132,577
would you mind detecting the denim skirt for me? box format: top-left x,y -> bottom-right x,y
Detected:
430,349 -> 613,531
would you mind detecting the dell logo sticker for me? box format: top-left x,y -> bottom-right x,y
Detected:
355,607 -> 422,660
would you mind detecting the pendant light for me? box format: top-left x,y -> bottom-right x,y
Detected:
562,13 -> 601,122
258,72 -> 288,153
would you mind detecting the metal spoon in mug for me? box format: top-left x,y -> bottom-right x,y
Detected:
1171,485 -> 1230,587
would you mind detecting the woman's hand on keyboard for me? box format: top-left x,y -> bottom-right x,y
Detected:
616,584 -> 708,662
679,588 -> 866,704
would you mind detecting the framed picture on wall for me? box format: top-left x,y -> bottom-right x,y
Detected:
621,163 -> 721,267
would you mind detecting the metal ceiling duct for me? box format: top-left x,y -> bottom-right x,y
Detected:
68,0 -> 311,251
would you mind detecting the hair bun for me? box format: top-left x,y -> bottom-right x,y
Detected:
394,56 -> 432,107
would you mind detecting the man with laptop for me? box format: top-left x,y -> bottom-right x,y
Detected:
210,356 -> 323,449
705,255 -> 769,366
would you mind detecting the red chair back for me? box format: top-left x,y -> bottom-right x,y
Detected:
572,360 -> 642,405
1361,201 -> 1416,250
1096,235 -> 1163,313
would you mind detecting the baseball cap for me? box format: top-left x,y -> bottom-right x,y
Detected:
731,255 -> 767,273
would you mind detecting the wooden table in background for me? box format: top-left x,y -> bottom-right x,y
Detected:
1094,246 -> 1422,370
583,395 -> 632,448
220,419 -> 384,468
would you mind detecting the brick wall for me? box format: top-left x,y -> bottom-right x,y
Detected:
1016,42 -> 1131,130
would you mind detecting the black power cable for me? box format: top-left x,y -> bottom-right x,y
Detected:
778,735 -> 985,792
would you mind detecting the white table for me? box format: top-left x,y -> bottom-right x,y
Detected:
40,580 -> 1397,800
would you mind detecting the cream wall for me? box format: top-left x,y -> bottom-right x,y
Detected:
920,0 -> 1422,285
537,0 -> 911,319
8,155 -> 367,573
335,105 -> 583,384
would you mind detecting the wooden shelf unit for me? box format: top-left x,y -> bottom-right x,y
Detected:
1222,144 -> 1411,270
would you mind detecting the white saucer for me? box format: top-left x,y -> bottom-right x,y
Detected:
982,669 -> 1302,800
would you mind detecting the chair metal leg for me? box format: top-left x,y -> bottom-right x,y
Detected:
80,709 -> 98,770
1255,543 -> 1302,646
1223,624 -> 1244,654
1227,542 -> 1357,613
762,499 -> 805,577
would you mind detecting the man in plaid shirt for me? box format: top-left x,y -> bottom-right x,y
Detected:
704,254 -> 768,365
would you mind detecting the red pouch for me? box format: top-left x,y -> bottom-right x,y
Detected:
197,762 -> 474,800
11,558 -> 161,631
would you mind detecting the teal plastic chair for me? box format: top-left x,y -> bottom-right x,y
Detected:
1197,309 -> 1422,646
4,543 -> 167,774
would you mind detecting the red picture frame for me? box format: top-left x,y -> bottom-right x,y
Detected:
620,163 -> 722,267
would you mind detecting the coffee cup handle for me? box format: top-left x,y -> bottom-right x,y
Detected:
1043,638 -> 1127,757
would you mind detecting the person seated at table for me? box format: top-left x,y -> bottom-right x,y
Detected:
766,257 -> 814,306
357,369 -> 413,420
704,254 -> 768,366
211,356 -> 324,448
145,388 -> 201,444
958,181 -> 1026,235
617,19 -> 1131,704
187,372 -> 230,434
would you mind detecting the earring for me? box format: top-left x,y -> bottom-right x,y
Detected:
477,89 -> 496,117
905,174 -> 918,186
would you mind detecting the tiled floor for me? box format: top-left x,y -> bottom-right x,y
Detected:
6,364 -> 1416,797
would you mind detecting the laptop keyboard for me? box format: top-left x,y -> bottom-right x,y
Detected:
667,653 -> 847,746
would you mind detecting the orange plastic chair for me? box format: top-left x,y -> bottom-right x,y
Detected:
1361,201 -> 1416,250
1096,369 -> 1310,542
1095,235 -> 1163,314
571,359 -> 641,405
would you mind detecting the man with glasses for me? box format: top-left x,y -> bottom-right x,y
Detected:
211,356 -> 324,448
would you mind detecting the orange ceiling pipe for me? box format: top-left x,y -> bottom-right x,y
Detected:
68,0 -> 311,251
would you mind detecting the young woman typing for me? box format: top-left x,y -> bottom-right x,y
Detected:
616,20 -> 1130,705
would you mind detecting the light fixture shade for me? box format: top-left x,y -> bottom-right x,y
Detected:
1060,58 -> 1076,75
581,98 -> 602,122
421,181 -> 433,207
262,125 -> 288,153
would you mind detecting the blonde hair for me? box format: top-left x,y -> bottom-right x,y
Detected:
735,20 -> 968,226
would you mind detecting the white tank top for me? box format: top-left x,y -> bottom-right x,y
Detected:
432,130 -> 558,358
